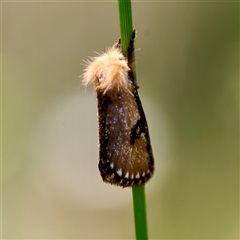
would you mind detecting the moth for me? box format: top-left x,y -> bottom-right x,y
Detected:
82,29 -> 154,187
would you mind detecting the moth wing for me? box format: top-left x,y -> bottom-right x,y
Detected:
98,84 -> 154,187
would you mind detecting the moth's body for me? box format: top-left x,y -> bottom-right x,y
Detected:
83,30 -> 154,187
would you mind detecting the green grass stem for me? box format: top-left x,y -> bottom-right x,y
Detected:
118,1 -> 148,239
132,185 -> 148,240
118,0 -> 133,56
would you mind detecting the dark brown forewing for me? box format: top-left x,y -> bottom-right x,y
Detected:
97,82 -> 154,187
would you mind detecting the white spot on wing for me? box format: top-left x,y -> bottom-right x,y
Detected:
119,107 -> 124,116
113,117 -> 117,124
110,163 -> 114,169
125,172 -> 129,178
117,169 -> 122,176
136,172 -> 140,179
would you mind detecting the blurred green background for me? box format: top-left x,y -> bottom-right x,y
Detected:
2,1 -> 238,239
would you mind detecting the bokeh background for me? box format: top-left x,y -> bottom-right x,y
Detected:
2,1 -> 239,239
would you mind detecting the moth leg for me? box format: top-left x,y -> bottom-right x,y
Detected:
113,37 -> 121,49
114,29 -> 136,56
114,29 -> 136,84
127,29 -> 136,67
127,29 -> 137,85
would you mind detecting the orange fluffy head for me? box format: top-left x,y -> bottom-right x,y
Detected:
82,47 -> 130,93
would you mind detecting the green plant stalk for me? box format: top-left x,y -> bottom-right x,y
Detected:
132,185 -> 148,240
118,0 -> 133,56
118,1 -> 148,240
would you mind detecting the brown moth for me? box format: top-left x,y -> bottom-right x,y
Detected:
82,30 -> 154,187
